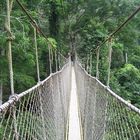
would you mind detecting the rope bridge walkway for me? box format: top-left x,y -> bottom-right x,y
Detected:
0,60 -> 140,140
1,0 -> 140,139
67,66 -> 82,140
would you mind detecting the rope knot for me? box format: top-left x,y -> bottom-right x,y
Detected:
9,94 -> 19,104
7,35 -> 15,41
5,23 -> 15,41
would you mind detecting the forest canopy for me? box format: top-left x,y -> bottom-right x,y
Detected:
0,0 -> 140,108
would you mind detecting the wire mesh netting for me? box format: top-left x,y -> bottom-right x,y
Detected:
74,61 -> 140,140
0,59 -> 71,140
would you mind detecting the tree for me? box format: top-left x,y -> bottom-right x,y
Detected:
115,64 -> 140,107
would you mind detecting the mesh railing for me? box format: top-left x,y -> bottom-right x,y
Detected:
75,61 -> 140,140
0,59 -> 71,140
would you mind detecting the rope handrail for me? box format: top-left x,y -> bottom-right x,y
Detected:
90,5 -> 140,53
0,59 -> 69,113
15,0 -> 66,62
75,60 -> 140,140
76,60 -> 140,115
15,0 -> 49,43
0,59 -> 71,140
78,5 -> 140,86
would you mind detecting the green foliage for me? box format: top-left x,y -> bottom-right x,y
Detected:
130,46 -> 140,69
117,64 -> 140,87
0,0 -> 140,108
71,0 -> 140,108
115,64 -> 140,107
48,37 -> 57,50
37,37 -> 48,50
14,73 -> 36,92
112,42 -> 124,68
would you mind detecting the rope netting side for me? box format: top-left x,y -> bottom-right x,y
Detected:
74,61 -> 140,140
0,60 -> 71,140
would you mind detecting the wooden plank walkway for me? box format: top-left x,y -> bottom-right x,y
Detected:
68,67 -> 82,140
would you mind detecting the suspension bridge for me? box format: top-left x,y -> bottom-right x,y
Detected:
0,0 -> 140,140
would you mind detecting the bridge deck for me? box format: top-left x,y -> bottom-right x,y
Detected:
68,67 -> 82,140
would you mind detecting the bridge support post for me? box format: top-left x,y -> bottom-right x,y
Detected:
89,53 -> 93,75
33,24 -> 40,82
32,23 -> 47,140
55,50 -> 58,71
107,39 -> 112,87
48,43 -> 52,74
96,47 -> 100,79
6,0 -> 18,140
